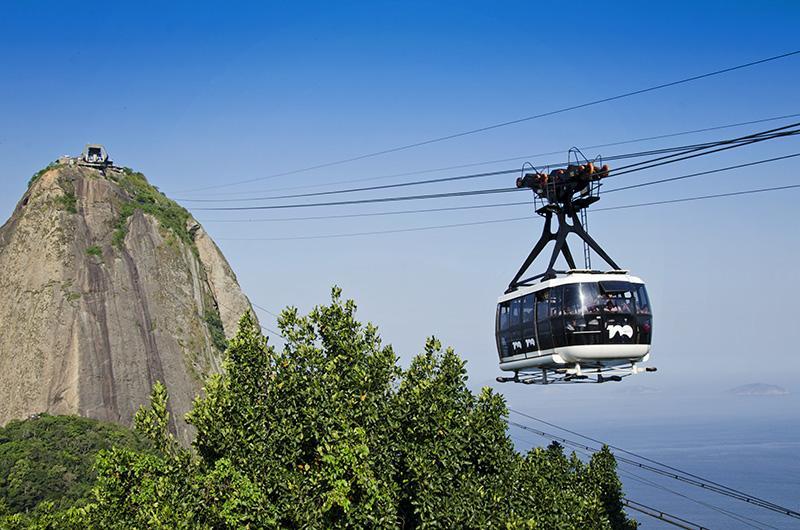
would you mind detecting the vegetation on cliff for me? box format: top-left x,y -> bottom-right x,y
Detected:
27,162 -> 59,189
204,306 -> 228,353
112,168 -> 194,249
0,289 -> 634,528
0,415 -> 149,516
27,162 -> 192,246
109,168 -> 229,352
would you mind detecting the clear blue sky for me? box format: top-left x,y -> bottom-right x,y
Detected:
2,1 -> 800,414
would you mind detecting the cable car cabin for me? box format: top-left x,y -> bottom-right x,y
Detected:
496,271 -> 652,379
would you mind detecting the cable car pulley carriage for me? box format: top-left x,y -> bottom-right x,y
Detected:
496,150 -> 656,384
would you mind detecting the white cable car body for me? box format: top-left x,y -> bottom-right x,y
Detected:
496,271 -> 652,377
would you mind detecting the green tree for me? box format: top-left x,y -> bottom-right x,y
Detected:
392,338 -> 518,528
189,289 -> 401,528
585,446 -> 637,530
18,287 -> 635,529
0,415 -> 149,514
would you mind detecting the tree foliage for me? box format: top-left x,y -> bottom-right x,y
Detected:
0,414 -> 149,522
2,288 -> 635,528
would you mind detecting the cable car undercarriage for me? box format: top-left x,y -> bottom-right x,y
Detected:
496,155 -> 657,385
497,362 -> 658,385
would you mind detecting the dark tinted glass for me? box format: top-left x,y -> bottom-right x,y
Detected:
497,333 -> 510,358
498,302 -> 510,331
599,281 -> 633,293
634,284 -> 652,315
535,290 -> 552,350
634,285 -> 653,343
522,295 -> 535,323
549,285 -> 563,316
563,284 -> 581,315
549,286 -> 565,347
637,315 -> 653,344
557,282 -> 653,346
510,298 -> 522,327
582,283 -> 602,313
497,298 -> 533,359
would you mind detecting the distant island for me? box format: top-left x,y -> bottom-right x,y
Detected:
728,383 -> 789,396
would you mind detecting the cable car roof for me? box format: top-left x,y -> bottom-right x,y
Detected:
497,269 -> 645,303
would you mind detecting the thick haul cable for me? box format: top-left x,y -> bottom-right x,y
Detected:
177,51 -> 800,193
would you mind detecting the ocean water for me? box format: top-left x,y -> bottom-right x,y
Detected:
507,392 -> 800,529
606,418 -> 800,529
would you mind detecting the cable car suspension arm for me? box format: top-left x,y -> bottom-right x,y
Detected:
506,207 -> 620,293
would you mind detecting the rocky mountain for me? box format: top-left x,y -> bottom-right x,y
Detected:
0,153 -> 255,444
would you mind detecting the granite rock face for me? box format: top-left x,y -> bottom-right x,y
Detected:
0,163 -> 255,444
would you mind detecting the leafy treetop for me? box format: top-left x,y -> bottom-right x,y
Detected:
0,414 -> 150,516
1,288 -> 635,529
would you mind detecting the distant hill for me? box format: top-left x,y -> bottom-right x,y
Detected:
0,154 -> 257,444
0,414 -> 148,515
728,383 -> 789,396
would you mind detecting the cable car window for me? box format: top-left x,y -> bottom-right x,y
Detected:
599,281 -> 633,294
496,302 -> 515,359
497,334 -> 509,358
498,302 -> 510,331
563,284 -> 581,315
586,282 -> 633,314
581,283 -> 602,314
637,316 -> 653,344
535,290 -> 549,322
549,285 -> 566,347
633,284 -> 653,344
547,286 -> 563,316
634,284 -> 652,315
602,294 -> 632,314
522,295 -> 535,323
563,284 -> 587,345
535,290 -> 553,350
510,298 -> 522,327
